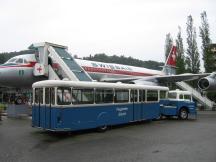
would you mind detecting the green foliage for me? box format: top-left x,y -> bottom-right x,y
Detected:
176,26 -> 186,74
199,11 -> 214,73
164,33 -> 173,60
83,54 -> 164,70
186,15 -> 200,73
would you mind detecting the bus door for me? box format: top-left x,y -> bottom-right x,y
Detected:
139,90 -> 145,120
131,90 -> 141,121
33,88 -> 43,127
143,90 -> 159,120
44,88 -> 54,129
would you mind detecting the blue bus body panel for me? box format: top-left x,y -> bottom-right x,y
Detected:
160,100 -> 197,116
32,102 -> 160,131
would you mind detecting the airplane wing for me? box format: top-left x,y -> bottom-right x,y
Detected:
101,73 -> 210,84
154,73 -> 210,83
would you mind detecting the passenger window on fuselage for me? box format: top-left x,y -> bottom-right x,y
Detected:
72,89 -> 94,104
95,89 -> 113,103
57,88 -> 71,105
147,90 -> 158,102
114,89 -> 129,103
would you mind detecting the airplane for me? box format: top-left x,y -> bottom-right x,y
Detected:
0,54 -> 45,88
0,45 -> 213,91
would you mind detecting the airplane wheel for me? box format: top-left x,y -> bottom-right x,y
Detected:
178,108 -> 188,120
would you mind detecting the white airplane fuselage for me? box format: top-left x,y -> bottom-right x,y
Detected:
75,59 -> 163,81
0,54 -> 45,88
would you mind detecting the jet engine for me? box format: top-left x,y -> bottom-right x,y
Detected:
198,72 -> 216,91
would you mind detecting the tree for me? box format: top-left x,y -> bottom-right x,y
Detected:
164,33 -> 173,61
185,15 -> 200,73
176,26 -> 186,74
199,11 -> 214,72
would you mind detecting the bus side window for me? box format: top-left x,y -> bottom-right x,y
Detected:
45,88 -> 50,104
184,95 -> 191,101
114,89 -> 129,103
35,88 -> 43,104
130,90 -> 138,102
51,88 -> 55,105
179,94 -> 184,99
160,91 -> 167,99
72,89 -> 94,104
139,90 -> 143,102
95,89 -> 113,103
57,87 -> 71,105
147,90 -> 158,102
143,90 -> 146,102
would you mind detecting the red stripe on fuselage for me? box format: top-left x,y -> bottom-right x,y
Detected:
0,62 -> 36,68
82,66 -> 155,77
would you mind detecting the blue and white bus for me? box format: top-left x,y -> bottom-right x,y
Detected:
32,80 -> 170,131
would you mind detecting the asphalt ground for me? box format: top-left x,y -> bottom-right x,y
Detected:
0,111 -> 216,162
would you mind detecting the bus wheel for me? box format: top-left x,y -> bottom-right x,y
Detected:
178,108 -> 188,120
97,125 -> 108,132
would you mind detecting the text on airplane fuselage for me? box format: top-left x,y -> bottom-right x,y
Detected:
91,62 -> 133,71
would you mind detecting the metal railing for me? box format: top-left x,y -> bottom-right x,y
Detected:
176,81 -> 214,109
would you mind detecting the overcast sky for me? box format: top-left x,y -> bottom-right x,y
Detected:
0,0 -> 216,63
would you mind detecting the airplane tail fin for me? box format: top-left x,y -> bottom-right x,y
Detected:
162,45 -> 177,75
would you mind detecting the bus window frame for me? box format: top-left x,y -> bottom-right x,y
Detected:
130,89 -> 138,103
114,89 -> 129,103
34,88 -> 44,105
160,90 -> 168,100
146,90 -> 159,102
56,87 -> 72,106
95,88 -> 114,104
72,88 -> 95,105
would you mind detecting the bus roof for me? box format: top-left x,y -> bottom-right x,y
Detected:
32,80 -> 169,91
169,89 -> 192,95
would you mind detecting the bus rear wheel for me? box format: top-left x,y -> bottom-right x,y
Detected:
97,125 -> 108,132
178,108 -> 188,120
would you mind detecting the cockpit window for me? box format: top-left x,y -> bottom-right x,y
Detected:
15,58 -> 23,64
7,58 -> 17,63
23,59 -> 28,63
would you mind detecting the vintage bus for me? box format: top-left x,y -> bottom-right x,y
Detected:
32,80 -> 169,131
32,80 -> 170,131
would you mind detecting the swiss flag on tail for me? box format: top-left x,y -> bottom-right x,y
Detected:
166,46 -> 177,67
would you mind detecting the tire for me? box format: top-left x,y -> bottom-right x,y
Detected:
15,97 -> 23,105
97,125 -> 108,132
178,108 -> 188,120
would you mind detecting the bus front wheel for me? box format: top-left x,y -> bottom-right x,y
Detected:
178,108 -> 188,120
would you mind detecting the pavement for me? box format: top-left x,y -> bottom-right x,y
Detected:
0,111 -> 216,162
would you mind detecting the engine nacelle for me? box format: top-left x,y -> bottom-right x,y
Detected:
198,74 -> 216,91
